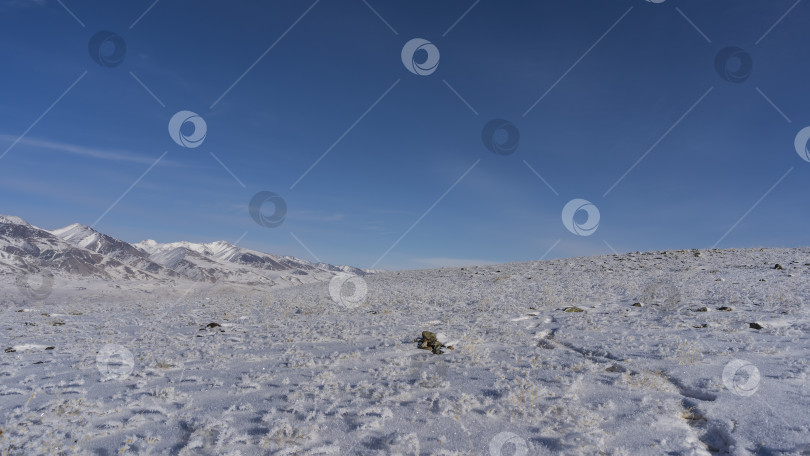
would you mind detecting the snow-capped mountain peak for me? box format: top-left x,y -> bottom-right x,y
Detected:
134,239 -> 240,259
0,215 -> 31,226
134,239 -> 159,252
49,222 -> 90,236
49,223 -> 102,248
133,239 -> 318,272
2,215 -> 372,290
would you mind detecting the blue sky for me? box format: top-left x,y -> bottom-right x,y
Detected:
1,0 -> 808,270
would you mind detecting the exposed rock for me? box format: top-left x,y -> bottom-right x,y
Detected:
632,302 -> 643,307
749,322 -> 763,330
201,322 -> 222,331
563,307 -> 584,313
415,331 -> 445,355
774,264 -> 784,270
717,306 -> 732,311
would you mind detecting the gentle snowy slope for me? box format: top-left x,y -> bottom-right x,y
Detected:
1,247 -> 809,454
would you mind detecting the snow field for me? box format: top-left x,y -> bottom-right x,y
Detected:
1,247 -> 809,454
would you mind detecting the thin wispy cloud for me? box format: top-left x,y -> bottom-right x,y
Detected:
0,176 -> 112,208
288,211 -> 346,223
0,134 -> 168,165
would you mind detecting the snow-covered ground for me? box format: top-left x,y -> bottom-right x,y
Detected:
2,247 -> 810,455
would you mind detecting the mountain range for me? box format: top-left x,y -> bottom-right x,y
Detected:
0,215 -> 370,293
